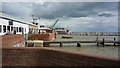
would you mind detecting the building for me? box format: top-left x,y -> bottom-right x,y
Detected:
0,12 -> 38,35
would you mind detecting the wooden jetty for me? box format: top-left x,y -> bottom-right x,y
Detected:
25,38 -> 120,47
43,40 -> 120,47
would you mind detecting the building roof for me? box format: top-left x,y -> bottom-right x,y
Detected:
0,12 -> 37,27
39,27 -> 51,30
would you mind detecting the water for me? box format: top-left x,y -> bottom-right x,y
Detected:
50,34 -> 120,58
54,34 -> 118,41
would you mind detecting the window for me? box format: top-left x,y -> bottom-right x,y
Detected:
14,27 -> 17,32
36,23 -> 38,25
22,28 -> 23,33
7,26 -> 10,31
3,25 -> 6,33
17,27 -> 18,32
19,27 -> 22,32
0,25 -> 2,33
11,26 -> 13,31
9,20 -> 13,25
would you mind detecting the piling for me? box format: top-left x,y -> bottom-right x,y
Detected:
60,42 -> 63,47
43,40 -> 120,47
77,42 -> 81,47
114,38 -> 116,46
25,42 -> 28,47
103,38 -> 105,47
97,43 -> 99,46
96,37 -> 99,46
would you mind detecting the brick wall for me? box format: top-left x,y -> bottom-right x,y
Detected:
29,33 -> 56,41
2,47 -> 119,67
2,34 -> 25,47
0,36 -> 2,47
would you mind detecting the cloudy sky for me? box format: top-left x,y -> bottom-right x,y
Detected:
0,2 -> 119,32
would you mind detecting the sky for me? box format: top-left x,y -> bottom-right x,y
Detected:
0,1 -> 119,32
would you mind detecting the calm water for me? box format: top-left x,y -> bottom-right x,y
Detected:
50,34 -> 120,58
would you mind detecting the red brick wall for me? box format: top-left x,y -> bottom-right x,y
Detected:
29,33 -> 56,41
2,47 -> 119,67
0,36 -> 2,47
2,34 -> 25,47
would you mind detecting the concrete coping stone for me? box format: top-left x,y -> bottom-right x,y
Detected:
27,40 -> 43,43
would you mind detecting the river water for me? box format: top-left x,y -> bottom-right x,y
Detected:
50,34 -> 120,58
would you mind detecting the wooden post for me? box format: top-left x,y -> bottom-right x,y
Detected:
25,42 -> 28,47
96,37 -> 99,46
60,42 -> 63,47
114,38 -> 116,46
103,38 -> 105,47
97,42 -> 99,46
77,43 -> 81,47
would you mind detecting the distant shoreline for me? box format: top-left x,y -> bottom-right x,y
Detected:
66,32 -> 120,36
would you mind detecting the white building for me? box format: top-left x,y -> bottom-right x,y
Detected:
0,13 -> 37,35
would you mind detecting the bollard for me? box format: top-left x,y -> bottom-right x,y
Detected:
77,43 -> 81,47
114,38 -> 116,46
60,42 -> 63,47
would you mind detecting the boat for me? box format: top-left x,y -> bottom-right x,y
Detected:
62,36 -> 73,39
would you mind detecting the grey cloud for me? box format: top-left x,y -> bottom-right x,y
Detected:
32,2 -> 118,19
2,2 -> 33,19
32,2 -> 94,19
1,2 -> 118,19
98,13 -> 114,17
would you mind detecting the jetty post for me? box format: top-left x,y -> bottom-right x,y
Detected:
103,38 -> 105,47
96,37 -> 99,46
77,42 -> 81,47
25,42 -> 28,47
60,42 -> 63,47
114,38 -> 116,46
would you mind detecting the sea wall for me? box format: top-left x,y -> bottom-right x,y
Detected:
2,47 -> 119,67
29,33 -> 56,41
2,34 -> 25,47
70,32 -> 120,36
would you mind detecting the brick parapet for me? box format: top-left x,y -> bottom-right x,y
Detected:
2,47 -> 119,66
